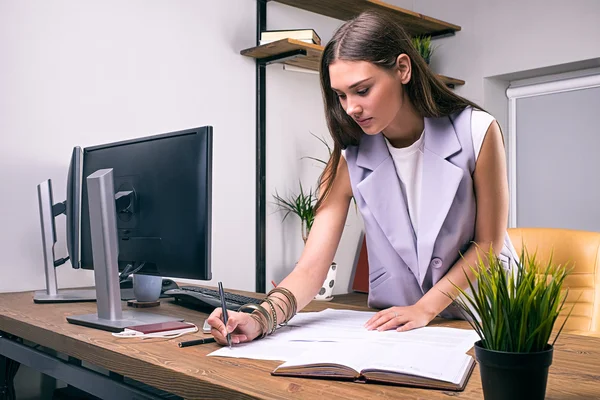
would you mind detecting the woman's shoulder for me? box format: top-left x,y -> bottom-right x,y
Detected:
471,109 -> 497,160
472,108 -> 496,124
450,106 -> 494,121
471,108 -> 496,134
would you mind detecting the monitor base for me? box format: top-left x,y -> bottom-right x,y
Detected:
34,289 -> 96,303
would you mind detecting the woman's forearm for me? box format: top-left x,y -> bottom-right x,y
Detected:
278,266 -> 327,311
256,260 -> 334,332
262,212 -> 348,327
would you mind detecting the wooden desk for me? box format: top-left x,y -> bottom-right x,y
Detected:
1,290 -> 600,399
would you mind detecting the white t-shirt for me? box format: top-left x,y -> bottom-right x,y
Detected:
383,109 -> 495,234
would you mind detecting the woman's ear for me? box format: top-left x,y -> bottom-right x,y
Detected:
395,54 -> 412,85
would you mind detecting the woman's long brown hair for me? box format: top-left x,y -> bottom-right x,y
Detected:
315,10 -> 482,211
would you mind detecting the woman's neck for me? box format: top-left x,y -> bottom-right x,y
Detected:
383,99 -> 424,149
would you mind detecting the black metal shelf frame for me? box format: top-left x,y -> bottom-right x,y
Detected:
254,0 -> 309,293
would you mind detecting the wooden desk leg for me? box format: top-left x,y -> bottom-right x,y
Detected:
0,353 -> 20,400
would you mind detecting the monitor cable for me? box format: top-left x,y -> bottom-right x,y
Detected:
118,262 -> 146,284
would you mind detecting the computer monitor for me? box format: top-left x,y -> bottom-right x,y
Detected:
33,147 -> 97,303
76,126 -> 213,280
66,146 -> 83,270
66,126 -> 213,331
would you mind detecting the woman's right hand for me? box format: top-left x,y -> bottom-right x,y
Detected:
206,308 -> 263,345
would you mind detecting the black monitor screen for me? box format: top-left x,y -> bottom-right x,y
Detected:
79,126 -> 212,280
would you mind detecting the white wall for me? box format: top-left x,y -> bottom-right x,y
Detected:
481,0 -> 600,78
0,0 -> 260,293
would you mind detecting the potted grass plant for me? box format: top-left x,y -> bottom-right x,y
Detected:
273,132 -> 330,246
272,133 -> 337,300
272,182 -> 317,246
411,35 -> 436,65
449,247 -> 572,400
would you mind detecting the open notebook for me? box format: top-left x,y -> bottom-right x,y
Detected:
209,309 -> 479,390
271,341 -> 475,391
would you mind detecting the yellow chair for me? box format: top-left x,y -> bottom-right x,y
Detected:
508,227 -> 600,334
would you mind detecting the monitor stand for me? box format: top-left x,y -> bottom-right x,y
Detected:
34,179 -> 96,303
67,169 -> 182,332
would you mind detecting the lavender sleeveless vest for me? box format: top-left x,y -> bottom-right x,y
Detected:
344,107 -> 517,319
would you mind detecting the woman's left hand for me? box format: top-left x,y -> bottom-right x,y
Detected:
364,304 -> 436,332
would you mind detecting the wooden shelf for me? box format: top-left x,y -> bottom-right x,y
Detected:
241,39 -> 465,88
241,39 -> 324,71
273,0 -> 461,37
437,75 -> 465,88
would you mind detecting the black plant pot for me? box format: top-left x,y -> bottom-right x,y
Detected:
474,340 -> 553,400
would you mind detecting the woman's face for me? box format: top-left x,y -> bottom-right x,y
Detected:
329,60 -> 404,135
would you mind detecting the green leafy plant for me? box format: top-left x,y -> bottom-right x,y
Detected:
411,35 -> 436,65
273,182 -> 317,245
272,132 -> 330,245
273,132 -> 356,245
449,247 -> 573,353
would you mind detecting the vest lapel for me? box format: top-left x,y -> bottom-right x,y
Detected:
356,134 -> 419,278
417,110 -> 469,286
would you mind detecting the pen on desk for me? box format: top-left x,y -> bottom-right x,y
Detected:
178,337 -> 216,348
218,281 -> 232,348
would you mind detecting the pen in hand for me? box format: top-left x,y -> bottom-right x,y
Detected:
218,281 -> 232,348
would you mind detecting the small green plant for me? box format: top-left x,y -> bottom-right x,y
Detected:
411,35 -> 436,64
273,132 -> 355,245
449,247 -> 573,353
272,182 -> 317,245
272,132 -> 330,245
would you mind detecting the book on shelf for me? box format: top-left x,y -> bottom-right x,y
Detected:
259,38 -> 315,46
260,29 -> 321,45
271,341 -> 476,391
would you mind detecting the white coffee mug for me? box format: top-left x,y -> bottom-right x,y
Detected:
314,262 -> 337,301
133,274 -> 162,302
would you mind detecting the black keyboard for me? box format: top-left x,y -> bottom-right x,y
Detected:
164,286 -> 263,311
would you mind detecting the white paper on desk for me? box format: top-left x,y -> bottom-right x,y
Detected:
283,309 -> 479,353
208,336 -> 334,362
207,323 -> 333,361
208,309 -> 479,361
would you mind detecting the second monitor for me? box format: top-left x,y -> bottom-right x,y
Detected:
78,126 -> 213,280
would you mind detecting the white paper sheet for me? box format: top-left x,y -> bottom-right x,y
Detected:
208,336 -> 312,361
278,309 -> 479,353
207,323 -> 329,361
208,309 -> 479,363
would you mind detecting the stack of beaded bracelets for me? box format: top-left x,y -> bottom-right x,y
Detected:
238,287 -> 297,339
